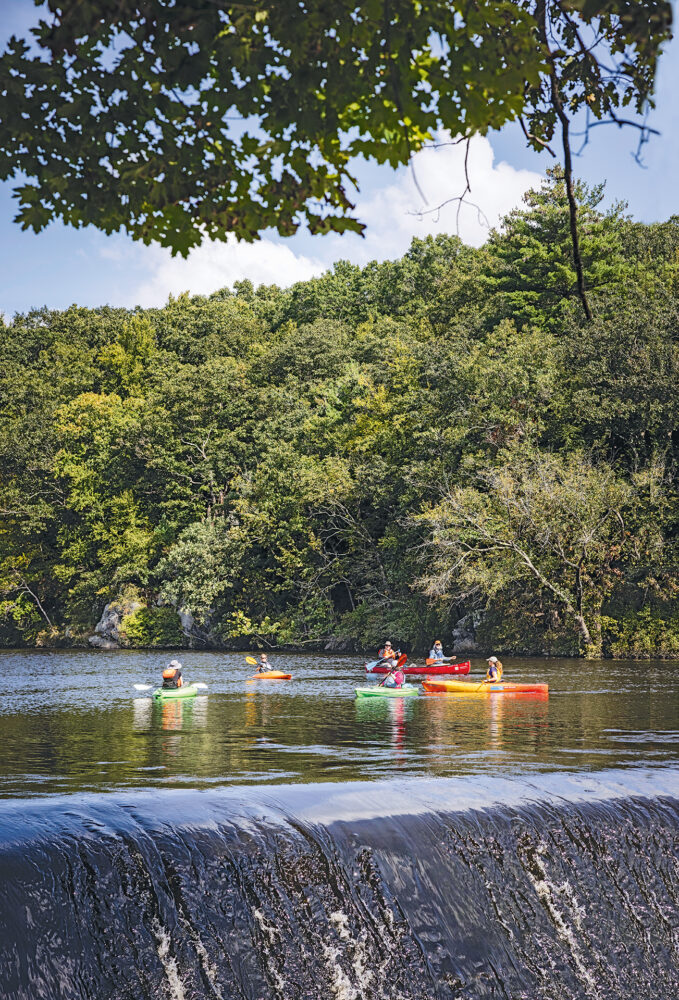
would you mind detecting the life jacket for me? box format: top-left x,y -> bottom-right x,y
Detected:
393,669 -> 405,687
379,648 -> 395,660
162,667 -> 182,689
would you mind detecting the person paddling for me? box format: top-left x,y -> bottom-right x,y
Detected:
377,641 -> 399,669
428,639 -> 451,662
162,659 -> 183,689
382,664 -> 406,689
486,656 -> 503,682
256,654 -> 271,673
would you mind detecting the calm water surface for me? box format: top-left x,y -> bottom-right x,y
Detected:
0,649 -> 677,796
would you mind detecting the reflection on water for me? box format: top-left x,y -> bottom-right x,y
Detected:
0,649 -> 677,796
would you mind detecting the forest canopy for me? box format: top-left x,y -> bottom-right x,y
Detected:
1,171 -> 678,657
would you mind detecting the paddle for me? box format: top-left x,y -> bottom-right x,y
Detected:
133,681 -> 208,692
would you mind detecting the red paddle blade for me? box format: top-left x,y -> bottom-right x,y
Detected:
397,652 -> 407,667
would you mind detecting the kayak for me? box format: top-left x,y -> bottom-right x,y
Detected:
422,679 -> 548,695
355,685 -> 418,698
250,671 -> 292,680
152,684 -> 200,700
367,660 -> 470,676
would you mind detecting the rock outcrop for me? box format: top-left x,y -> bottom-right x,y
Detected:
88,594 -> 144,648
450,613 -> 480,654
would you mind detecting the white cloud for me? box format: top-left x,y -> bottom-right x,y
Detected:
111,131 -> 543,308
320,131 -> 543,266
129,235 -> 325,308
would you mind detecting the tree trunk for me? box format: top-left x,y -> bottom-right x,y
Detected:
575,613 -> 593,649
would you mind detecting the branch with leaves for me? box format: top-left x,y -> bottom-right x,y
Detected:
0,1 -> 671,257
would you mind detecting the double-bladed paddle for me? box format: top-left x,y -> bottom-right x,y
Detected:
133,682 -> 208,692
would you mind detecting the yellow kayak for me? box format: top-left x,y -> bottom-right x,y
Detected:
423,678 -> 548,695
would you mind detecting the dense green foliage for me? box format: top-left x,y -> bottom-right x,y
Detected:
0,2 -> 671,251
1,172 -> 677,655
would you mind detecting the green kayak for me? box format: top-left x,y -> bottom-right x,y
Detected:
152,684 -> 199,700
355,685 -> 418,698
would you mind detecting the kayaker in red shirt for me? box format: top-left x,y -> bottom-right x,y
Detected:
162,659 -> 183,689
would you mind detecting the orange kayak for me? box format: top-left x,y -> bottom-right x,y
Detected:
250,671 -> 292,680
423,678 -> 548,695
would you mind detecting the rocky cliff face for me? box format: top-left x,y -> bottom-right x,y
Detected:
450,613 -> 480,654
88,595 -> 144,648
88,596 -> 215,649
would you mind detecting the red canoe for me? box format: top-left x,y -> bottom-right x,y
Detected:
366,660 -> 471,676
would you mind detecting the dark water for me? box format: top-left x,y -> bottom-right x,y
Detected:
1,650 -> 678,999
0,650 -> 677,796
1,772 -> 678,999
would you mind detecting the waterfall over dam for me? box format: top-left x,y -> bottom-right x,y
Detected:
1,769 -> 678,1000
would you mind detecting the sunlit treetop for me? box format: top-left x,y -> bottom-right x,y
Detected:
0,1 -> 672,255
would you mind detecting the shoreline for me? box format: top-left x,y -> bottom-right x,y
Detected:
1,644 -> 677,661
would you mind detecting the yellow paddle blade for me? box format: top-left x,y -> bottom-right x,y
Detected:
245,656 -> 258,665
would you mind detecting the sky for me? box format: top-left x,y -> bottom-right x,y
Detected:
1,1 -> 678,318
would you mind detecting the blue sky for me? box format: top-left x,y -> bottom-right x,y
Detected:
1,2 -> 678,317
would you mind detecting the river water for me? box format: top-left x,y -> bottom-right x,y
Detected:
1,649 -> 678,999
0,649 -> 677,795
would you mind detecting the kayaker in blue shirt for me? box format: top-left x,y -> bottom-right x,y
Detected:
162,659 -> 183,689
486,656 -> 503,681
428,640 -> 451,662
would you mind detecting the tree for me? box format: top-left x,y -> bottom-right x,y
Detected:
0,2 -> 671,257
486,168 -> 630,328
419,450 -> 653,656
0,199 -> 676,654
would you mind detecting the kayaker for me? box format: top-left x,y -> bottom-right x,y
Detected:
486,656 -> 503,682
162,659 -> 183,689
383,666 -> 406,689
256,654 -> 271,673
428,640 -> 450,662
377,641 -> 399,667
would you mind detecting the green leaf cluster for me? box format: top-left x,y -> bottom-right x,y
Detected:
0,2 -> 671,251
119,606 -> 184,648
